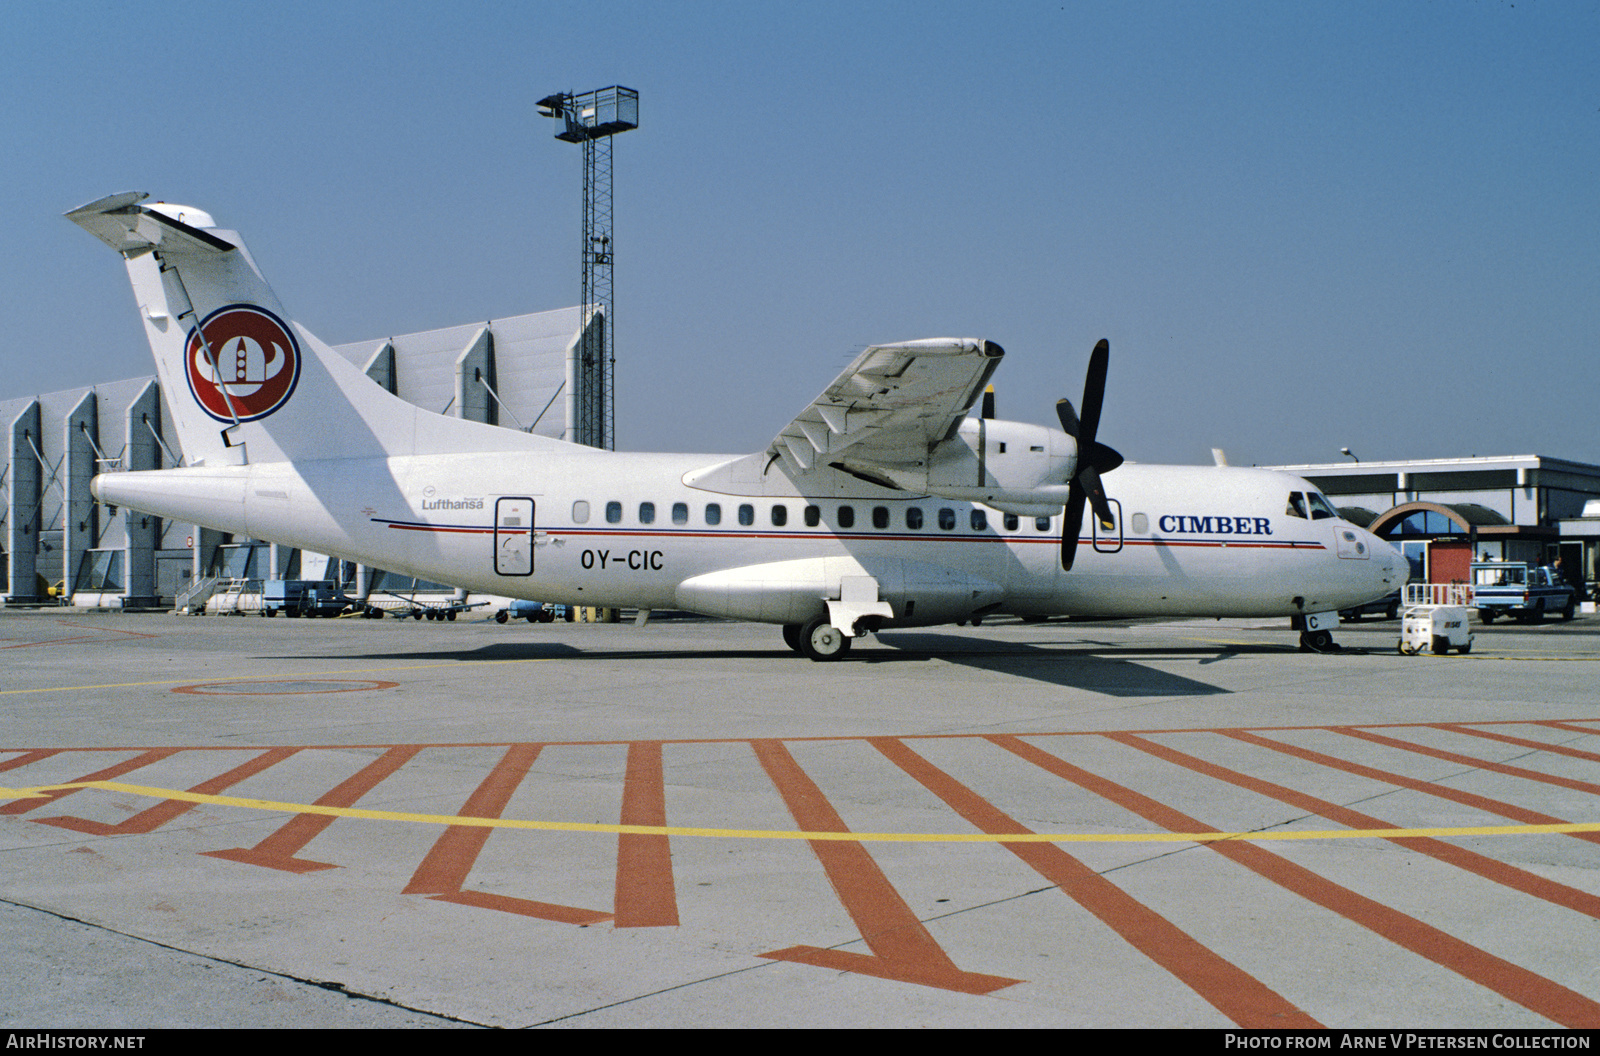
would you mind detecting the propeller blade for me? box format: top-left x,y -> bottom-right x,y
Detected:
981,385 -> 996,420
1060,482 -> 1087,572
1054,398 -> 1079,437
1080,464 -> 1116,530
1076,338 -> 1109,451
1060,339 -> 1119,570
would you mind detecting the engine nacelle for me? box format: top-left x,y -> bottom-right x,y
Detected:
675,555 -> 1003,628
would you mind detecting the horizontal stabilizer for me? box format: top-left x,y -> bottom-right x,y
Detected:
65,193 -> 236,256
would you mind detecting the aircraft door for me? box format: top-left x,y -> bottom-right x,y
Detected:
1092,498 -> 1123,554
495,497 -> 535,576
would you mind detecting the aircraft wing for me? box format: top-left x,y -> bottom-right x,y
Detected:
766,339 -> 1003,475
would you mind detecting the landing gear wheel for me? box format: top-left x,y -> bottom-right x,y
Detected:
781,623 -> 804,653
1299,629 -> 1334,652
799,617 -> 851,661
1480,610 -> 1496,624
1562,601 -> 1576,622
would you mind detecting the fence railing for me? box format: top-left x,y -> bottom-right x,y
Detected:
1404,583 -> 1473,607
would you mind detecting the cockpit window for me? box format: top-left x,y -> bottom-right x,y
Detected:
1286,492 -> 1308,519
1306,492 -> 1338,520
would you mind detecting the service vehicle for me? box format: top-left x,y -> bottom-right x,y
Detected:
1470,562 -> 1576,623
262,579 -> 349,618
495,599 -> 566,623
1340,589 -> 1401,621
1398,604 -> 1474,655
372,590 -> 485,621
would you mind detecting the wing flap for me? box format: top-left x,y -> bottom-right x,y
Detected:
766,339 -> 1002,476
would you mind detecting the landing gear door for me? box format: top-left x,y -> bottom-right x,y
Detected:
1092,498 -> 1123,554
495,497 -> 534,576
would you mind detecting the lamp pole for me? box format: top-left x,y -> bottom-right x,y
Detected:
538,87 -> 639,451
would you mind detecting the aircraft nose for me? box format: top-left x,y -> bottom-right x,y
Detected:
1378,536 -> 1406,587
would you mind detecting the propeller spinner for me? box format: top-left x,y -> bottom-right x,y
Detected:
1055,339 -> 1124,571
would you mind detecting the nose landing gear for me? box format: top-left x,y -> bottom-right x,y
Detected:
1299,629 -> 1338,653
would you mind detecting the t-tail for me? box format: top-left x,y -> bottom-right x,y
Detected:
66,192 -> 558,466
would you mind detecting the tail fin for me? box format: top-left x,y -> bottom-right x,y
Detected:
67,192 -> 554,466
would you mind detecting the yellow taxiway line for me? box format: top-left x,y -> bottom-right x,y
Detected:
2,778 -> 1596,845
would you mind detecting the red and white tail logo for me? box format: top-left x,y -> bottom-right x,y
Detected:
185,304 -> 301,422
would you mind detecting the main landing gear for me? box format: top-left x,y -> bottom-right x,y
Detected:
782,617 -> 853,661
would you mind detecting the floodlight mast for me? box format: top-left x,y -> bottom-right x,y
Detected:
538,87 -> 639,451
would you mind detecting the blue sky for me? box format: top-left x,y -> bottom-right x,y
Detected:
4,0 -> 1596,467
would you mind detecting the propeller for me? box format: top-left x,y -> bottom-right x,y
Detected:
1055,339 -> 1124,571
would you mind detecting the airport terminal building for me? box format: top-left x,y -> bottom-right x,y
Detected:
1272,455 -> 1600,592
2,307 -> 593,608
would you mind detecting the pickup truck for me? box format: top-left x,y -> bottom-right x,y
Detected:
1470,563 -> 1577,623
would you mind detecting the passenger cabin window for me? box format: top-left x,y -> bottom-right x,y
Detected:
1004,513 -> 1019,532
639,502 -> 656,524
872,506 -> 889,529
606,501 -> 622,524
804,505 -> 821,527
572,501 -> 590,524
938,508 -> 956,531
838,505 -> 855,528
906,507 -> 924,530
771,504 -> 787,527
738,504 -> 755,526
672,502 -> 689,525
971,509 -> 987,531
1035,515 -> 1052,532
706,503 -> 722,525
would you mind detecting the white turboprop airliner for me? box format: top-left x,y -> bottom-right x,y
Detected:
70,192 -> 1405,659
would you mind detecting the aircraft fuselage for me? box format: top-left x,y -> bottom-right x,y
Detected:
96,442 -> 1404,626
